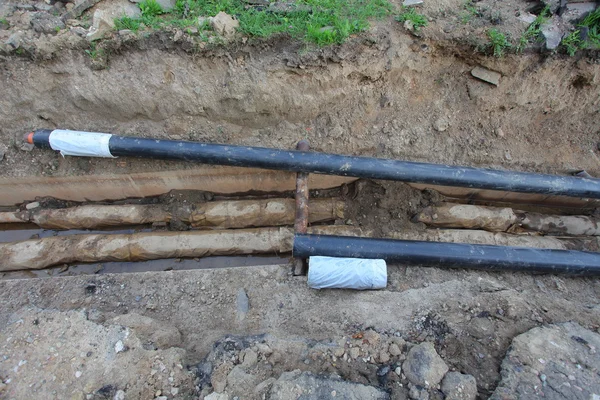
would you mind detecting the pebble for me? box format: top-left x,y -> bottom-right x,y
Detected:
75,371 -> 82,378
25,202 -> 40,210
504,151 -> 512,161
171,388 -> 179,395
395,366 -> 402,376
389,343 -> 402,356
0,150 -> 4,162
114,390 -> 125,400
114,340 -> 127,353
349,347 -> 360,359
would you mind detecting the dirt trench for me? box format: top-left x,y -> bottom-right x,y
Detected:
1,24 -> 599,181
1,11 -> 600,400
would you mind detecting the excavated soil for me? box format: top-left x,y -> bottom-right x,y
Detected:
1,0 -> 600,398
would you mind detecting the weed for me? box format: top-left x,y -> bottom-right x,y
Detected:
460,0 -> 478,24
0,18 -> 9,26
85,43 -> 103,59
395,7 -> 427,31
561,7 -> 600,55
562,30 -> 583,56
55,26 -> 61,33
114,16 -> 142,32
516,5 -> 550,52
487,28 -> 510,57
139,0 -> 164,17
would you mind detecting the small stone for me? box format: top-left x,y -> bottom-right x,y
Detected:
240,349 -> 258,369
379,350 -> 390,363
433,118 -> 450,132
25,202 -> 40,210
114,390 -> 125,400
403,343 -> 449,388
70,26 -> 87,37
389,343 -> 402,356
75,371 -> 82,378
504,150 -> 512,161
403,0 -> 424,5
409,385 -> 430,400
114,340 -> 127,353
395,366 -> 402,376
471,67 -> 501,86
441,372 -> 477,400
256,343 -> 272,356
170,388 -> 179,395
496,128 -> 505,138
333,347 -> 345,358
6,31 -> 24,49
237,288 -> 249,321
404,19 -> 415,31
349,347 -> 360,359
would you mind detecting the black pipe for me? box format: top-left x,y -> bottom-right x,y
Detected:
29,130 -> 600,198
293,234 -> 600,276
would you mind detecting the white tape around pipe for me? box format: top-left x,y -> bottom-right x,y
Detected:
49,130 -> 116,158
308,256 -> 387,290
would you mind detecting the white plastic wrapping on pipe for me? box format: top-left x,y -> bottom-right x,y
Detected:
308,256 -> 387,290
49,130 -> 116,158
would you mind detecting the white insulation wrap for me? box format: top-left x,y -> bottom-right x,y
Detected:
308,256 -> 387,290
49,130 -> 115,158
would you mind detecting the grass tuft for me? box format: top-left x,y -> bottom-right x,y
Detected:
487,28 -> 510,57
395,7 -> 427,31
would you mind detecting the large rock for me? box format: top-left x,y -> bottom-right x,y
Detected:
269,370 -> 389,400
87,0 -> 141,41
403,343 -> 449,388
209,11 -> 238,40
490,322 -> 600,400
441,372 -> 477,400
129,0 -> 176,12
31,12 -> 65,34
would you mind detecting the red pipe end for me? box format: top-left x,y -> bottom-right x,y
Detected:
24,132 -> 34,145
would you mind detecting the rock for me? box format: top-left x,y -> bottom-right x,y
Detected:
240,348 -> 258,369
433,118 -> 449,132
395,366 -> 402,376
363,329 -> 381,346
333,347 -> 345,357
349,347 -> 360,359
389,343 -> 402,356
441,372 -> 477,400
254,377 -> 276,396
403,0 -> 423,5
269,370 -> 389,400
409,385 -> 429,400
61,0 -> 103,21
34,3 -> 53,11
403,20 -> 415,32
209,11 -> 239,40
565,2 -> 597,22
114,390 -> 126,400
211,362 -> 232,393
0,149 -> 4,162
6,31 -> 24,49
379,350 -> 390,363
256,343 -> 272,356
70,26 -> 87,36
110,313 -> 182,348
226,365 -> 260,395
205,393 -> 229,400
471,67 -> 501,86
25,202 -> 40,210
541,17 -> 564,50
114,340 -> 127,353
129,0 -> 175,11
490,322 -> 600,400
86,0 -> 141,41
402,343 -> 449,388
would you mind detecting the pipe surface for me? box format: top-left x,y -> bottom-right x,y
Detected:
293,234 -> 600,276
29,130 -> 600,199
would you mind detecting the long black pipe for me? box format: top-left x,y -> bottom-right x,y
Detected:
293,234 -> 600,276
29,130 -> 600,198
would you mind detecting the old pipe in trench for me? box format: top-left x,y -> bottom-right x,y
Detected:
293,234 -> 600,276
27,129 -> 600,199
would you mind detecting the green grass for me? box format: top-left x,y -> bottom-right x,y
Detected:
114,16 -> 143,32
395,7 -> 427,31
516,5 -> 550,52
85,42 -> 104,59
487,28 -> 510,57
561,7 -> 600,55
107,0 -> 392,45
